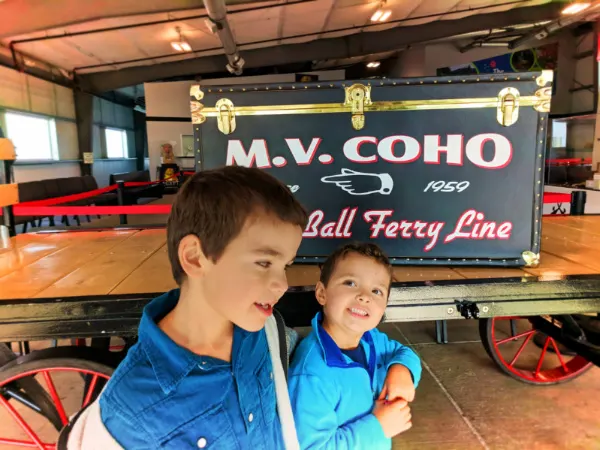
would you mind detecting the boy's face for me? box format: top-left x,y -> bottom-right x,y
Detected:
316,252 -> 390,337
197,213 -> 303,332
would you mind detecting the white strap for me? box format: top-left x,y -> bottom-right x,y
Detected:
265,315 -> 300,450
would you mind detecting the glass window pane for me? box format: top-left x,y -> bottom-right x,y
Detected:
5,112 -> 56,160
105,128 -> 127,158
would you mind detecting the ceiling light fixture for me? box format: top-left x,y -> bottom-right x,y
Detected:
170,26 -> 192,52
367,61 -> 381,68
562,1 -> 591,15
371,9 -> 391,22
371,1 -> 391,22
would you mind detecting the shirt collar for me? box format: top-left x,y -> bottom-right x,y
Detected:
139,289 -> 240,394
311,312 -> 376,375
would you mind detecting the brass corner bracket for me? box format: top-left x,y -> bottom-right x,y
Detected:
190,85 -> 206,125
536,70 -> 554,87
522,251 -> 540,267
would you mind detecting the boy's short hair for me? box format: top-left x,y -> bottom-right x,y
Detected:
167,166 -> 308,285
319,242 -> 393,293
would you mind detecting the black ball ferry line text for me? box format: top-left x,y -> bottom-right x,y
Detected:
304,208 -> 512,252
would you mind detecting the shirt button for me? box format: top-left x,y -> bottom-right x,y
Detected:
248,413 -> 254,423
197,437 -> 207,448
270,372 -> 273,380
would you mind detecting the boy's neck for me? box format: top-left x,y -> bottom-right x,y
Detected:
158,283 -> 234,362
321,317 -> 362,350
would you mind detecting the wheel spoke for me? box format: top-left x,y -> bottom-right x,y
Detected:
497,330 -> 535,345
0,392 -> 47,449
509,332 -> 534,367
41,371 -> 68,426
82,374 -> 99,408
549,338 -> 569,373
534,337 -> 551,378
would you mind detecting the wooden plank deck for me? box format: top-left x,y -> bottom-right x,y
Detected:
1,216 -> 599,300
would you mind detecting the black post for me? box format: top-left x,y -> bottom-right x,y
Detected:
570,190 -> 587,216
1,159 -> 16,237
117,181 -> 127,225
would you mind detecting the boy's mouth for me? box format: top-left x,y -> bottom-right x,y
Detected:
348,307 -> 369,318
255,302 -> 274,316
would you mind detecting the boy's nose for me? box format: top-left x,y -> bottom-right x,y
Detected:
271,271 -> 288,296
357,291 -> 370,302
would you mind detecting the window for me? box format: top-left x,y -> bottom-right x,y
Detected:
105,128 -> 128,159
5,111 -> 59,161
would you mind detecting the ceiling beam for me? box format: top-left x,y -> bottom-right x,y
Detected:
79,2 -> 564,92
0,0 -> 261,39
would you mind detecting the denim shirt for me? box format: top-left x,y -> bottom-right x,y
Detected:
288,313 -> 422,450
99,289 -> 283,449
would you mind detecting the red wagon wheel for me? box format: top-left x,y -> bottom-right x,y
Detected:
0,347 -> 117,450
479,316 -> 593,385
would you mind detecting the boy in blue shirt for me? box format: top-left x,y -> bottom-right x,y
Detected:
288,242 -> 422,450
69,166 -> 308,449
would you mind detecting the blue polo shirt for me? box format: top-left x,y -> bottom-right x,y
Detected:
99,289 -> 283,449
288,313 -> 422,450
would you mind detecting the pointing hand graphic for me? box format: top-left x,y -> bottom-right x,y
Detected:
320,168 -> 394,196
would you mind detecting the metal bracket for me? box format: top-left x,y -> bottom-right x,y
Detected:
497,87 -> 520,126
534,87 -> 552,113
190,85 -> 206,125
190,101 -> 206,125
536,69 -> 554,87
190,85 -> 204,101
522,251 -> 540,267
215,98 -> 236,135
455,300 -> 480,319
344,83 -> 372,130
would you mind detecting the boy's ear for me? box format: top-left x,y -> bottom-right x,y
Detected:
178,235 -> 207,278
315,281 -> 327,306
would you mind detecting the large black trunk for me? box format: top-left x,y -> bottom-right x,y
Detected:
191,71 -> 552,266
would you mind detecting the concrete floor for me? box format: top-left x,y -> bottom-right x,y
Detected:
1,321 -> 599,449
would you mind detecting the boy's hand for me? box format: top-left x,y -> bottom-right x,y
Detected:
372,398 -> 412,438
378,364 -> 416,402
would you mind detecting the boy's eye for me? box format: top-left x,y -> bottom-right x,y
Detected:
256,261 -> 271,268
372,288 -> 383,296
343,280 -> 357,287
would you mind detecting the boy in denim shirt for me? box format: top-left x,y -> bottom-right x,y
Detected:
69,166 -> 308,449
289,242 -> 422,449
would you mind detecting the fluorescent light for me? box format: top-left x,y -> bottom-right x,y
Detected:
371,10 -> 383,21
367,61 -> 381,68
371,9 -> 391,22
562,2 -> 590,15
380,10 -> 391,21
171,41 -> 192,52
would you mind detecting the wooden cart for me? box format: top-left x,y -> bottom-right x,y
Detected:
2,71 -> 600,447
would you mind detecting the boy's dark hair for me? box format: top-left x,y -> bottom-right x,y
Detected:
167,166 -> 308,285
319,242 -> 393,292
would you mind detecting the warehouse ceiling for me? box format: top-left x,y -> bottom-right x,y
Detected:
0,0 -> 593,94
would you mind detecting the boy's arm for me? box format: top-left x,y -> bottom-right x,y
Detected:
288,373 -> 388,450
371,329 -> 422,388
